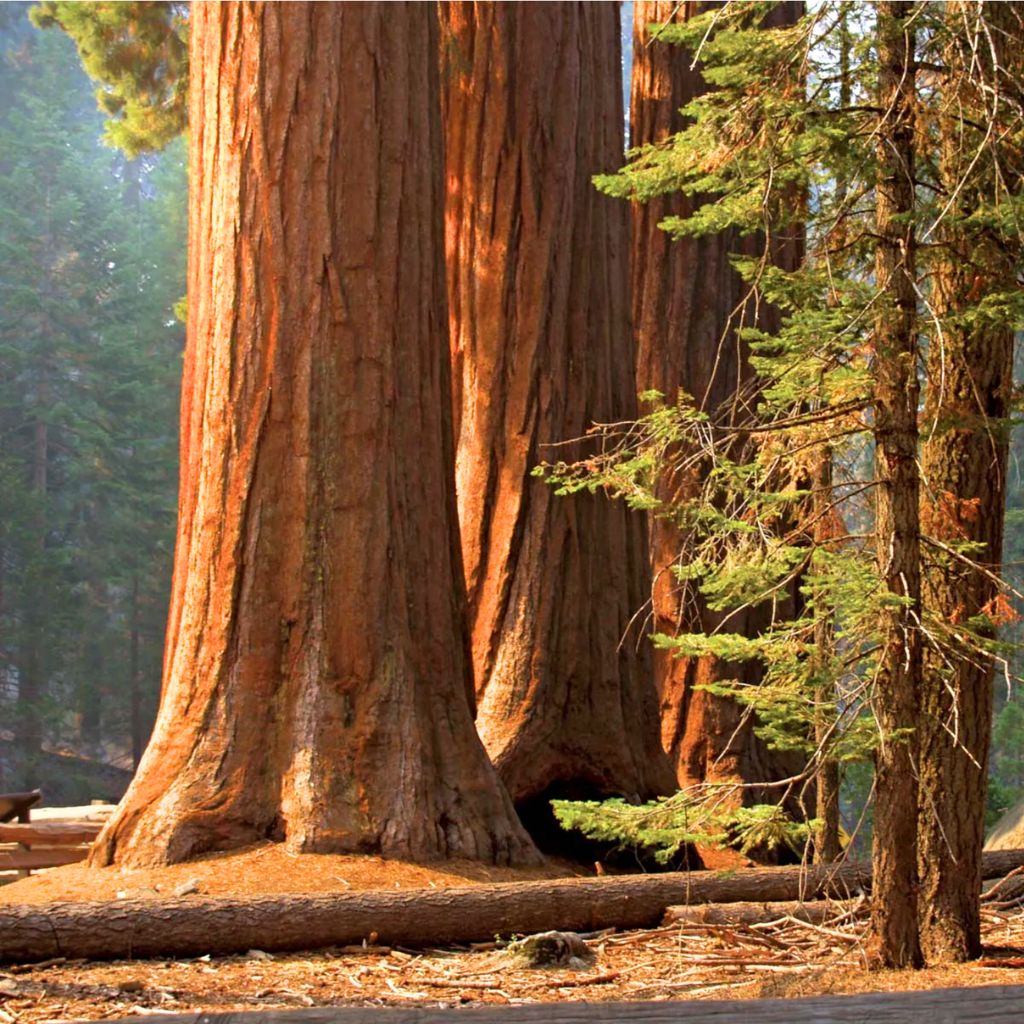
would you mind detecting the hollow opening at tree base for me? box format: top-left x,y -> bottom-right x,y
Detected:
515,780 -> 705,873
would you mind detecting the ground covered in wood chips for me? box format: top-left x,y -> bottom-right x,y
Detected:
0,842 -> 570,904
3,846 -> 1024,1020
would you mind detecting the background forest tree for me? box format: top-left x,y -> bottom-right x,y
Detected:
0,3 -> 184,797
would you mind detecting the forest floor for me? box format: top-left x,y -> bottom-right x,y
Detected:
3,845 -> 1024,1020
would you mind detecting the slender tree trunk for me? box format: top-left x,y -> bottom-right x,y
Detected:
869,0 -> 922,970
810,9 -> 852,867
811,446 -> 841,864
916,1 -> 1018,964
78,597 -> 103,753
440,2 -> 674,813
17,383 -> 48,776
129,575 -> 143,770
91,1 -> 538,869
630,2 -> 804,808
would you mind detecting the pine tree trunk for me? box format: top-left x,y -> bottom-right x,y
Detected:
810,9 -> 852,867
916,1 -> 1018,964
90,1 -> 538,869
440,2 -> 674,813
812,447 -> 841,864
918,306 -> 1011,965
129,576 -> 143,770
869,0 -> 922,970
17,385 -> 48,776
629,1 -> 804,805
78,607 -> 103,753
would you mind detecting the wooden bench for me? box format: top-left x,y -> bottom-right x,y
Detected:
0,791 -> 41,878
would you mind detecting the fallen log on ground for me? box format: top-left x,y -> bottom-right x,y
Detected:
1,848 -> 1022,964
664,872 -> 1024,927
663,898 -> 864,927
983,874 -> 1024,905
0,822 -> 102,875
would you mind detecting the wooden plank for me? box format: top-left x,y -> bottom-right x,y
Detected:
96,984 -> 1024,1022
0,822 -> 102,844
0,846 -> 88,870
29,804 -> 116,822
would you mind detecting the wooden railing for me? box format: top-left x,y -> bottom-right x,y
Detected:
0,792 -> 117,878
0,820 -> 103,873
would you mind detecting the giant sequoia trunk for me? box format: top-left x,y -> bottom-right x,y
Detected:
440,2 -> 674,816
869,0 -> 922,969
629,1 -> 804,798
90,2 -> 538,869
916,2 -> 1019,964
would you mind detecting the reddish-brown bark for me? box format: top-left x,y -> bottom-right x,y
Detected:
90,1 -> 538,869
630,2 -> 804,797
916,1 -> 1020,964
440,2 -> 673,812
869,0 -> 922,969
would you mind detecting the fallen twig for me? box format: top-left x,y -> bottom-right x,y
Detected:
530,970 -> 621,989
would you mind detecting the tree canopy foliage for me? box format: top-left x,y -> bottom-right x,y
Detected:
30,1 -> 186,156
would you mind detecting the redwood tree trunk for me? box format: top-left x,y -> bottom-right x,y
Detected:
869,0 -> 922,969
440,2 -> 673,812
91,1 -> 538,869
917,1 -> 1018,964
630,1 -> 804,801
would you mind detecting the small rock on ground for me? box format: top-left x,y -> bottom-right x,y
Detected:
510,931 -> 595,968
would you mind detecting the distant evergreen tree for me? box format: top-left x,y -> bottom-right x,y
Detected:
0,12 -> 184,794
30,1 -> 187,156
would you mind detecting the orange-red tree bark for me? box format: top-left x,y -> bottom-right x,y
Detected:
440,2 -> 673,816
91,1 -> 539,869
869,0 -> 922,968
916,0 -> 1020,963
630,1 -> 804,797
